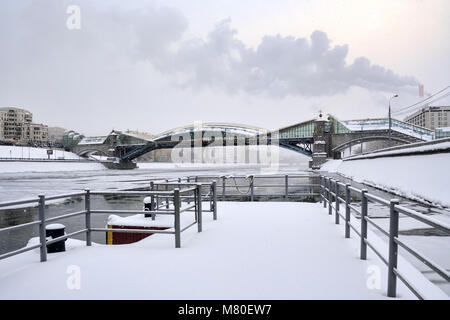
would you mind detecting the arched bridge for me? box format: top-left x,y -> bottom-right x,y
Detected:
114,123 -> 315,161
72,116 -> 434,168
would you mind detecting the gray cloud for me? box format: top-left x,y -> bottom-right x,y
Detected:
0,1 -> 418,100
134,18 -> 418,97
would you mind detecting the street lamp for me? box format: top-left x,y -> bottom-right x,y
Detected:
388,94 -> 399,147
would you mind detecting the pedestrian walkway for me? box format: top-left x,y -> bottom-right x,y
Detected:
0,202 -> 439,299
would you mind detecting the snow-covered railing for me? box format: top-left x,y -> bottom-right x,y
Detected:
186,174 -> 320,201
340,118 -> 434,141
320,175 -> 450,299
0,184 -> 216,262
149,178 -> 218,221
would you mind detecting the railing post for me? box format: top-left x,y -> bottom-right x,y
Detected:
345,183 -> 351,238
335,181 -> 340,224
250,176 -> 254,202
174,189 -> 181,248
360,189 -> 368,260
322,176 -> 326,208
319,176 -> 323,204
38,195 -> 47,262
85,189 -> 91,246
187,177 -> 191,204
196,184 -> 203,232
212,180 -> 217,220
156,185 -> 160,209
387,199 -> 400,298
165,179 -> 169,209
328,179 -> 333,215
222,176 -> 226,201
150,181 -> 156,220
284,175 -> 288,200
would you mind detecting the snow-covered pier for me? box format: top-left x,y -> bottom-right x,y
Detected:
0,201 -> 445,300
0,175 -> 448,299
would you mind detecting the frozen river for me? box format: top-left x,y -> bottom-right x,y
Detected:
0,162 -> 311,254
0,163 -> 309,203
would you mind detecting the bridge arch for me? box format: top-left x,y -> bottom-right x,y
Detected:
332,136 -> 412,153
153,122 -> 266,142
77,148 -> 110,158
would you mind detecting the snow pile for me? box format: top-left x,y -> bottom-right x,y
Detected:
321,153 -> 450,207
0,161 -> 106,173
107,209 -> 199,229
0,146 -> 108,173
319,159 -> 342,172
0,146 -> 81,160
348,141 -> 450,160
0,202 -> 445,299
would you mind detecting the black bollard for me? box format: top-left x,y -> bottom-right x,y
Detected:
143,196 -> 152,218
45,224 -> 66,253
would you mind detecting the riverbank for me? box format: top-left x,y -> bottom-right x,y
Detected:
321,152 -> 450,208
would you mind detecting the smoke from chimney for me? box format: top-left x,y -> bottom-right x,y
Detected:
419,84 -> 424,97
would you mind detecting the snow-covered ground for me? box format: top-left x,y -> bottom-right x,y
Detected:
347,141 -> 450,160
0,161 -> 106,174
0,146 -> 106,173
0,145 -> 81,160
321,152 -> 450,208
0,202 -> 446,299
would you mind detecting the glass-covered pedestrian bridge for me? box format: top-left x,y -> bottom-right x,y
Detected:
273,116 -> 433,141
338,118 -> 434,141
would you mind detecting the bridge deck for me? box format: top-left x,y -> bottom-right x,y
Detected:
0,202 -> 441,299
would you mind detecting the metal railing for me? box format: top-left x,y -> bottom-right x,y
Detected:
320,175 -> 450,299
0,182 -> 218,262
185,174 -> 319,201
149,178 -> 218,221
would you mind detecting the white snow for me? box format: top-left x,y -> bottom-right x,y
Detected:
0,146 -> 81,160
0,202 -> 446,299
107,208 -> 198,229
320,153 -> 450,208
320,159 -> 342,172
0,161 -> 106,173
46,223 -> 66,230
348,141 -> 450,160
0,146 -> 107,173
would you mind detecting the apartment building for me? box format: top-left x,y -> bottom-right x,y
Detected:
0,107 -> 48,144
404,106 -> 450,130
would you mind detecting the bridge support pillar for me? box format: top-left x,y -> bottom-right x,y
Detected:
311,114 -> 329,170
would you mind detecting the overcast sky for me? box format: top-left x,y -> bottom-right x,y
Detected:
1,0 -> 449,136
